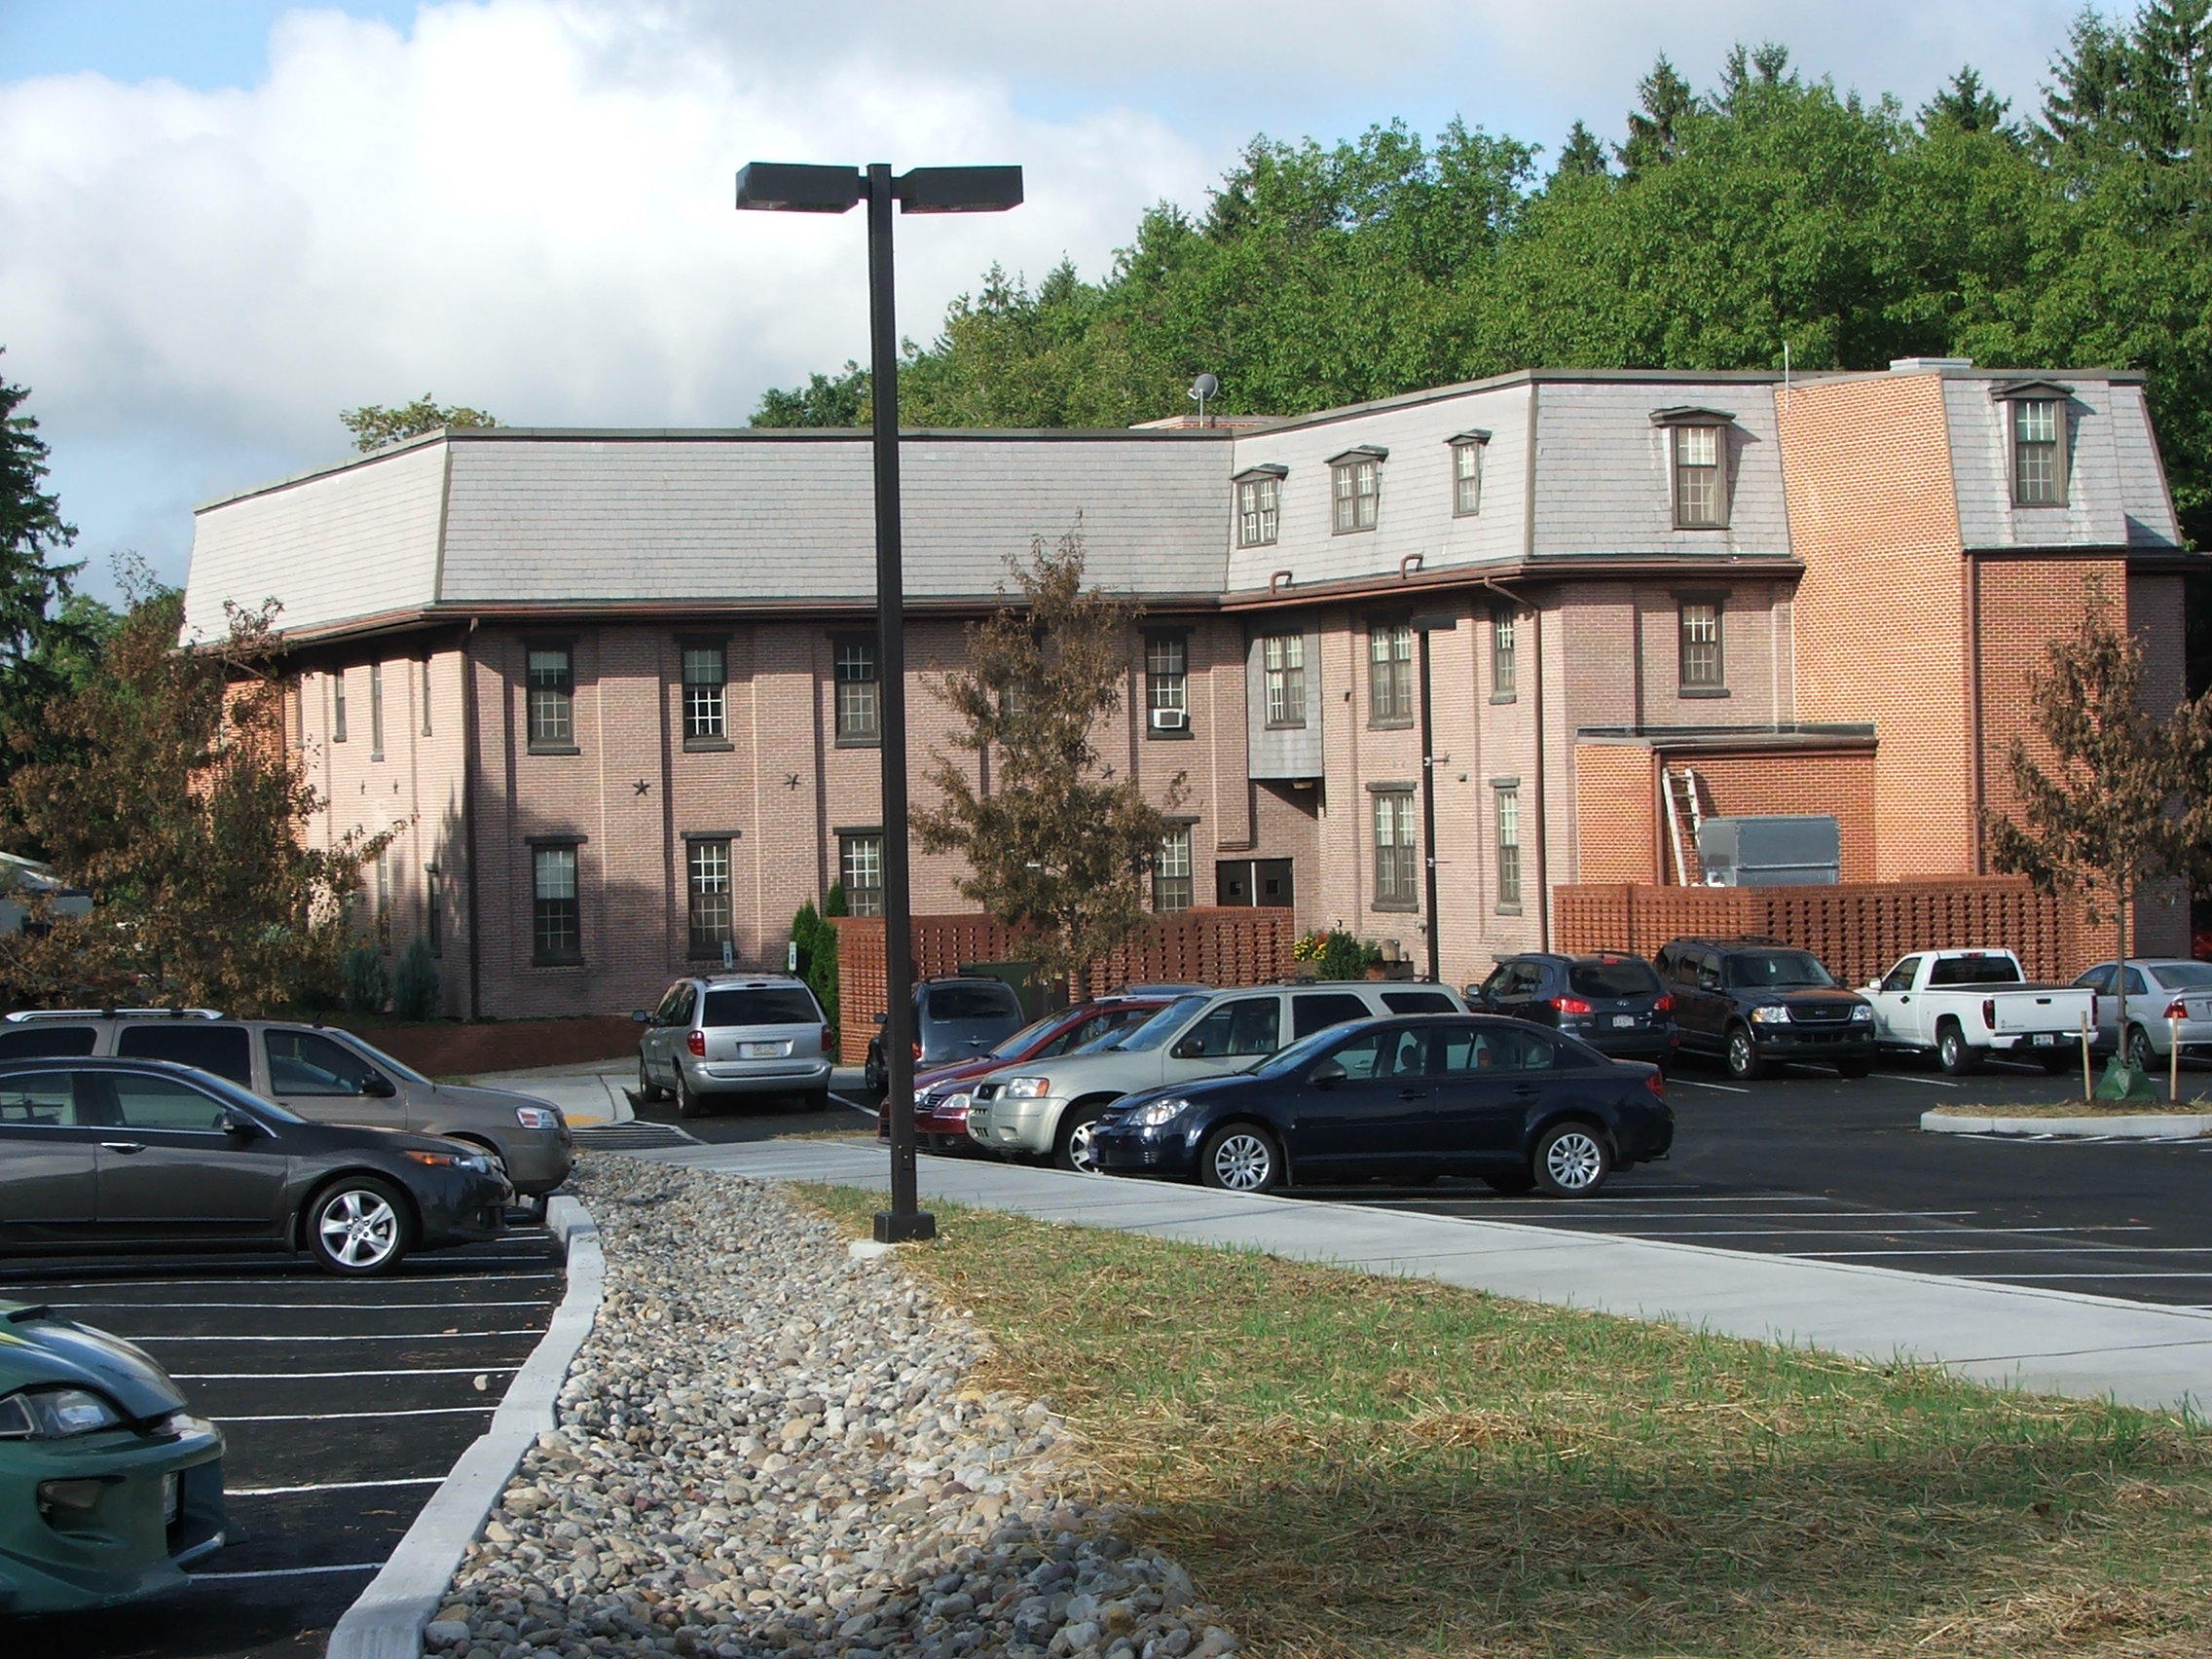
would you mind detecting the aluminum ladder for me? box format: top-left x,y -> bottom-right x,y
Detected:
1664,766 -> 1712,885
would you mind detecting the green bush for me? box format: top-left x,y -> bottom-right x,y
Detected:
340,944 -> 389,1014
391,936 -> 440,1021
1311,929 -> 1379,981
792,896 -> 841,1047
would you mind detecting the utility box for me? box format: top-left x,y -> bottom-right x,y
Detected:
1696,816 -> 1840,887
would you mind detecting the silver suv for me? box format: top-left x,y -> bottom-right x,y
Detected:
633,975 -> 832,1118
0,1011 -> 573,1198
963,980 -> 1465,1171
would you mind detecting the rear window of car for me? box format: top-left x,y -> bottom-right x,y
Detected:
116,1023 -> 255,1086
1567,960 -> 1659,998
1928,955 -> 2024,987
2153,963 -> 2212,990
923,983 -> 1020,1021
1381,990 -> 1457,1014
0,1024 -> 96,1058
701,988 -> 821,1028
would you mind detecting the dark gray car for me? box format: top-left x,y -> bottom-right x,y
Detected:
863,977 -> 1028,1096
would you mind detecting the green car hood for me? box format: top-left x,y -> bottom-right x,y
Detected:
0,1301 -> 185,1424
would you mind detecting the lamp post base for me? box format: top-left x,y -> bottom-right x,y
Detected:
872,1209 -> 938,1244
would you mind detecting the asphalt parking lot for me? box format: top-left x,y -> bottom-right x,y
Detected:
1324,1051 -> 2212,1309
2,1231 -> 559,1659
615,1075 -> 881,1147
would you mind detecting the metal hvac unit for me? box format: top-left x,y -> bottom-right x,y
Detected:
1695,815 -> 1840,887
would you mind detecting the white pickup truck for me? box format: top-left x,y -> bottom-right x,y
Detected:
1861,949 -> 2098,1075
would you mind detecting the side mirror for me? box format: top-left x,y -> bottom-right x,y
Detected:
631,1009 -> 650,1024
1863,980 -> 1881,993
217,1109 -> 265,1137
1170,1037 -> 1202,1060
1309,1058 -> 1347,1088
359,1074 -> 397,1099
873,1012 -> 887,1026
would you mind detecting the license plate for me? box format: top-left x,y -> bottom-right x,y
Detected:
741,1042 -> 784,1058
163,1471 -> 180,1525
2031,1033 -> 2056,1047
1611,1014 -> 1636,1028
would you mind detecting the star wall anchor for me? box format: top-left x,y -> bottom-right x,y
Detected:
634,779 -> 651,796
786,773 -> 802,791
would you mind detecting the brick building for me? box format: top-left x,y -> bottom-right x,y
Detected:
179,361 -> 2195,1017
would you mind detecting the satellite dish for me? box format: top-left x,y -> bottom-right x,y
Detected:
1188,372 -> 1220,426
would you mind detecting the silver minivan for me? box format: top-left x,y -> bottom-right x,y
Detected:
634,975 -> 833,1117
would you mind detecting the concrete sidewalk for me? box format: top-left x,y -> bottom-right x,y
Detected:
634,1136 -> 2212,1415
464,1060 -> 636,1128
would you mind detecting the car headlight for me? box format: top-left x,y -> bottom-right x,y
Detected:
0,1386 -> 126,1440
1749,1005 -> 1792,1024
513,1106 -> 561,1129
942,1092 -> 972,1115
1849,1004 -> 1873,1021
405,1149 -> 493,1173
1000,1076 -> 1051,1098
1131,1097 -> 1190,1128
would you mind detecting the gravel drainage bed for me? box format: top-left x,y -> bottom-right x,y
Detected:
427,1158 -> 1237,1659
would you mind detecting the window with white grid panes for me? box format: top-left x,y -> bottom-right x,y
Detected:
369,662 -> 385,760
1673,425 -> 1725,528
1373,792 -> 1418,908
840,833 -> 884,917
1332,458 -> 1379,533
1491,608 -> 1517,700
687,839 -> 733,954
421,657 -> 433,737
532,845 -> 580,962
1369,622 -> 1413,726
2013,398 -> 2064,504
1263,634 -> 1306,727
332,671 -> 348,742
1155,826 -> 1194,912
1145,634 -> 1188,731
1236,476 -> 1279,546
1678,602 -> 1724,692
527,647 -> 573,748
1452,440 -> 1484,516
833,639 -> 879,744
1495,788 -> 1522,907
682,645 -> 726,741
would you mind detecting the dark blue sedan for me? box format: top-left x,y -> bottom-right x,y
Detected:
1089,1014 -> 1673,1198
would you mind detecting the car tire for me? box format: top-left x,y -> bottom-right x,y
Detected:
1836,1055 -> 1873,1079
1724,1025 -> 1767,1082
676,1071 -> 710,1119
307,1176 -> 412,1276
2126,1025 -> 2157,1073
1053,1103 -> 1106,1174
1936,1019 -> 1982,1076
803,1087 -> 831,1114
1483,1170 -> 1537,1196
1532,1122 -> 1611,1198
1198,1124 -> 1282,1193
636,1056 -> 666,1104
864,1047 -> 885,1098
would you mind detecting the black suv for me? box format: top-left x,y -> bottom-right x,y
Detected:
1469,951 -> 1677,1064
1653,937 -> 1874,1081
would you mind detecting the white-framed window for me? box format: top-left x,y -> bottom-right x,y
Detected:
686,839 -> 733,955
369,662 -> 385,760
1373,791 -> 1418,908
1495,787 -> 1522,908
1263,634 -> 1306,727
420,657 -> 433,738
1236,476 -> 1279,546
1678,601 -> 1725,692
1146,634 -> 1188,733
1155,826 -> 1194,913
532,845 -> 580,962
682,645 -> 726,741
1673,425 -> 1726,528
839,833 -> 884,917
1452,439 -> 1484,516
833,638 -> 879,744
1332,457 -> 1380,533
527,645 -> 574,749
1368,622 -> 1413,726
1491,608 -> 1517,700
2013,397 -> 2065,505
331,670 -> 348,743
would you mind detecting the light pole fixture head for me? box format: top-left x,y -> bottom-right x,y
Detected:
896,166 -> 1024,213
734,163 -> 864,212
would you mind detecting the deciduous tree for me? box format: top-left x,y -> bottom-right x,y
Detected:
914,530 -> 1185,988
339,395 -> 498,451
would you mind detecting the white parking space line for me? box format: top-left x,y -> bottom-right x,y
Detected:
130,1330 -> 546,1343
231,1476 -> 449,1497
53,1299 -> 553,1310
1665,1078 -> 1751,1093
1868,1073 -> 1963,1087
1972,1271 -> 2212,1280
1800,1246 -> 2212,1257
190,1563 -> 383,1581
171,1365 -> 523,1380
1541,1225 -> 2154,1237
216,1406 -> 495,1422
1444,1208 -> 1980,1220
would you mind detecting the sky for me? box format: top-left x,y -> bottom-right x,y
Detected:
0,0 -> 2102,600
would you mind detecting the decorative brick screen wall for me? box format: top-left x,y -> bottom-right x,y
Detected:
829,907 -> 1302,1064
1554,878 -> 2087,988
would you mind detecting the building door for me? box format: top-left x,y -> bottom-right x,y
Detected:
1215,859 -> 1295,907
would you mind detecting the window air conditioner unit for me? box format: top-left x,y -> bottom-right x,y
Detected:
1150,707 -> 1189,731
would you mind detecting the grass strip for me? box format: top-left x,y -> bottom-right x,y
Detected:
797,1185 -> 2212,1658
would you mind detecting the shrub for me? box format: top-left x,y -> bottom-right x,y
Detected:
792,899 -> 840,1047
391,936 -> 440,1021
1296,929 -> 1380,981
340,945 -> 389,1015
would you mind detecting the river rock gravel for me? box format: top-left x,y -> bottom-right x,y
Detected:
427,1156 -> 1237,1659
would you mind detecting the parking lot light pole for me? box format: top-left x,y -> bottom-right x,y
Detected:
1409,611 -> 1458,985
735,161 -> 1022,1245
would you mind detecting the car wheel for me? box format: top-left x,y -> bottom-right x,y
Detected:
1198,1124 -> 1282,1193
1936,1019 -> 1982,1076
1053,1104 -> 1105,1174
1724,1025 -> 1767,1082
636,1055 -> 665,1103
308,1177 -> 412,1276
1532,1122 -> 1611,1198
864,1047 -> 885,1098
676,1071 -> 710,1119
1836,1055 -> 1872,1079
1483,1170 -> 1536,1196
2126,1025 -> 2157,1073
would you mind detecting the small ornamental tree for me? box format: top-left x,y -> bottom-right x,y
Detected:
0,589 -> 397,1014
914,529 -> 1187,989
1983,585 -> 2211,1076
339,395 -> 498,452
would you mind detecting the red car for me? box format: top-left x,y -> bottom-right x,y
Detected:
877,995 -> 1181,1150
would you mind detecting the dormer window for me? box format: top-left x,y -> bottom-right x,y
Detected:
1234,464 -> 1285,547
1651,407 -> 1734,530
1994,381 -> 2072,507
1447,430 -> 1490,517
1329,447 -> 1386,534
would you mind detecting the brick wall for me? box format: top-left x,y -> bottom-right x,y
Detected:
830,907 -> 1300,1063
1677,749 -> 1878,881
1572,744 -> 1659,883
1556,877 -> 2088,987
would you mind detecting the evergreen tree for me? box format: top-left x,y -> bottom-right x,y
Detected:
1618,55 -> 1699,175
1921,66 -> 2015,136
1553,122 -> 1611,179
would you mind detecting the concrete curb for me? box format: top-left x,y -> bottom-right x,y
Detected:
1922,1109 -> 2212,1139
325,1197 -> 605,1659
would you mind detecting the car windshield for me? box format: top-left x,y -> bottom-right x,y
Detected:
331,1031 -> 432,1087
2153,962 -> 2212,990
1105,995 -> 1211,1052
1567,959 -> 1659,998
1726,951 -> 1834,989
987,1013 -> 1064,1059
